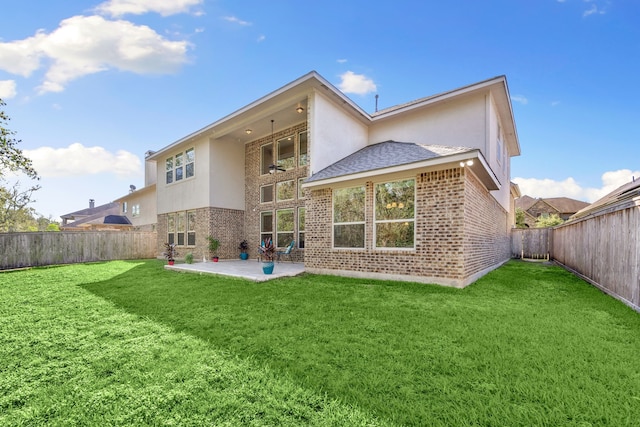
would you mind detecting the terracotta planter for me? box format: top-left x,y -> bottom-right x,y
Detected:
168,260 -> 175,266
212,257 -> 219,262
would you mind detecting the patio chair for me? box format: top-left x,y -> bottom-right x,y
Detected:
276,240 -> 295,263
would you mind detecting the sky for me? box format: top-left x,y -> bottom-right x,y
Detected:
1,0 -> 639,220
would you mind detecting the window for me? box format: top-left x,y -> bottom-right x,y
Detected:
185,148 -> 195,178
165,158 -> 173,184
374,179 -> 415,248
299,131 -> 308,166
260,184 -> 273,203
166,148 -> 195,184
260,211 -> 273,244
298,178 -> 306,199
277,136 -> 295,170
261,143 -> 273,175
167,214 -> 176,244
276,180 -> 295,201
177,212 -> 185,245
132,204 -> 140,217
276,209 -> 294,248
298,207 -> 305,249
122,202 -> 128,214
333,186 -> 365,248
187,211 -> 196,246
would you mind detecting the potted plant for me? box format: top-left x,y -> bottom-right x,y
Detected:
163,242 -> 178,265
238,240 -> 249,260
258,237 -> 275,274
207,236 -> 220,262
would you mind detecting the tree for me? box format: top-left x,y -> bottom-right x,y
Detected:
0,98 -> 41,232
1,99 -> 38,180
535,213 -> 564,228
515,208 -> 527,228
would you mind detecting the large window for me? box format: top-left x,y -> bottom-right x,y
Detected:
298,207 -> 305,249
187,211 -> 196,246
166,148 -> 195,184
276,209 -> 294,248
261,143 -> 273,175
276,180 -> 295,201
277,136 -> 295,170
260,211 -> 273,244
374,179 -> 415,248
177,212 -> 186,246
299,131 -> 308,166
333,186 -> 365,248
167,214 -> 175,244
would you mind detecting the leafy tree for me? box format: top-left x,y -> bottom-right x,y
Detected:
0,98 -> 41,232
535,213 -> 564,228
515,208 -> 527,228
1,99 -> 38,180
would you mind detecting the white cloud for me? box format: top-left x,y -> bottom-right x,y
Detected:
551,100 -> 561,107
257,35 -> 266,42
95,0 -> 203,17
583,3 -> 606,17
223,16 -> 252,26
0,80 -> 17,99
511,95 -> 529,105
338,71 -> 377,96
513,169 -> 640,203
0,15 -> 190,94
337,59 -> 348,64
24,143 -> 142,179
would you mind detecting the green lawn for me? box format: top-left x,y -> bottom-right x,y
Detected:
1,260 -> 639,426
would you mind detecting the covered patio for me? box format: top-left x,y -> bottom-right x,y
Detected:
165,259 -> 305,282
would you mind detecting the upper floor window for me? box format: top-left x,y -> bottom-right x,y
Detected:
261,143 -> 273,175
333,186 -> 365,248
132,204 -> 140,217
166,148 -> 195,184
276,180 -> 295,201
374,179 -> 415,249
277,136 -> 295,170
299,131 -> 308,166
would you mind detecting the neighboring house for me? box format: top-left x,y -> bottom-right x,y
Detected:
569,178 -> 640,221
60,199 -> 132,231
516,195 -> 589,227
113,157 -> 158,231
126,71 -> 521,287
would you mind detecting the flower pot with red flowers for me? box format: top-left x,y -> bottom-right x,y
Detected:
207,236 -> 220,262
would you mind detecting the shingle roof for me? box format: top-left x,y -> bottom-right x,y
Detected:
571,179 -> 640,220
305,141 -> 474,183
515,195 -> 588,214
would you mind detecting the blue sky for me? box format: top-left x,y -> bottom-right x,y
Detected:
1,0 -> 638,220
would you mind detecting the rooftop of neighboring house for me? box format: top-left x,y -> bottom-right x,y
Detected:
571,179 -> 640,220
60,199 -> 129,229
516,195 -> 589,215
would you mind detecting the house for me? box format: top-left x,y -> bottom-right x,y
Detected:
113,160 -> 157,231
125,71 -> 521,287
569,178 -> 640,221
515,195 -> 589,227
60,199 -> 132,231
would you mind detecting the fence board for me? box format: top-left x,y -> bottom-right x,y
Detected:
511,228 -> 551,259
0,231 -> 157,270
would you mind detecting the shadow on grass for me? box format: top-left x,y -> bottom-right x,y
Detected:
82,259 -> 640,427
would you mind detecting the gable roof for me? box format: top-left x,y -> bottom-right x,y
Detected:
515,196 -> 589,214
571,179 -> 640,220
304,141 -> 499,190
60,202 -> 119,221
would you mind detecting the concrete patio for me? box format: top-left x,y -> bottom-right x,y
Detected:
165,259 -> 305,282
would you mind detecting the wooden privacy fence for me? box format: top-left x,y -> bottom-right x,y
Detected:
552,202 -> 640,312
0,231 -> 157,270
511,228 -> 552,260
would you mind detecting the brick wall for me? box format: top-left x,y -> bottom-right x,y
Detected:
306,169 -> 465,285
305,167 -> 509,287
156,207 -> 243,261
245,122 -> 308,262
463,169 -> 510,278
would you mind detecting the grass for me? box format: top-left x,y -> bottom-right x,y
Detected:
2,260 -> 640,426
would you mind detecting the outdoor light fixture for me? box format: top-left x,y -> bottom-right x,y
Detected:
296,104 -> 304,113
245,129 -> 252,135
459,159 -> 474,167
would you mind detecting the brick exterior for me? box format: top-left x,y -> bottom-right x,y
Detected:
156,207 -> 244,261
244,123 -> 308,262
305,167 -> 510,287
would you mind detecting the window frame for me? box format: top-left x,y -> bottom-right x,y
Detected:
298,207 -> 305,249
276,180 -> 295,202
177,212 -> 186,246
298,130 -> 308,167
332,185 -> 366,249
167,213 -> 176,245
260,184 -> 274,203
187,211 -> 196,246
277,135 -> 295,171
166,148 -> 195,185
276,208 -> 295,248
261,143 -> 274,176
373,178 -> 416,250
260,211 -> 273,244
